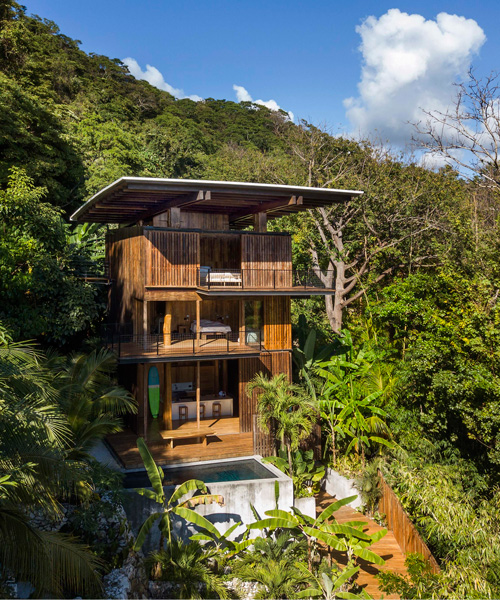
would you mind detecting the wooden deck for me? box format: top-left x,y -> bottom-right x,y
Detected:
107,417 -> 254,469
113,337 -> 261,361
316,492 -> 407,599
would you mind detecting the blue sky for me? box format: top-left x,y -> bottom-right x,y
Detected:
24,1 -> 500,146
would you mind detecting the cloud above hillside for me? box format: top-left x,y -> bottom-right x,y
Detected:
123,58 -> 202,101
344,9 -> 486,146
233,84 -> 294,121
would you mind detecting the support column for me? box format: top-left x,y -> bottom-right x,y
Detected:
239,300 -> 246,346
214,360 -> 219,393
170,207 -> 181,228
163,301 -> 172,346
196,360 -> 201,429
142,301 -> 148,350
222,360 -> 228,394
196,300 -> 201,348
253,211 -> 267,232
163,362 -> 172,429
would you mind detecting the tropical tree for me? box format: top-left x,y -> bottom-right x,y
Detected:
249,496 -> 386,570
296,564 -> 370,599
146,539 -> 229,600
0,328 -> 102,596
234,556 -> 313,599
292,318 -> 347,401
247,372 -> 318,475
55,348 -> 137,460
133,438 -> 224,551
316,332 -> 393,465
233,533 -> 312,600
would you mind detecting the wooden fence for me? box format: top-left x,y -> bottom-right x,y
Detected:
252,414 -> 274,457
299,422 -> 322,460
378,470 -> 440,573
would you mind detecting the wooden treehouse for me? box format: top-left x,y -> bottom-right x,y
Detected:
71,177 -> 361,468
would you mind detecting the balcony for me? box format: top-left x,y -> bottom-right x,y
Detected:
105,330 -> 263,362
190,268 -> 334,295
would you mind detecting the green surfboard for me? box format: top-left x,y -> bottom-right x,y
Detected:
148,366 -> 160,419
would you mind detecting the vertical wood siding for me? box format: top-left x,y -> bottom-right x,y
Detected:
107,227 -> 144,324
378,471 -> 440,573
263,296 -> 291,350
200,233 -> 241,269
238,351 -> 292,432
241,234 -> 292,288
145,230 -> 199,287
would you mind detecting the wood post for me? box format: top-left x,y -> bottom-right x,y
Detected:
164,363 -> 172,429
142,301 -> 148,349
163,301 -> 172,346
214,360 -> 219,393
196,360 -> 201,429
170,207 -> 181,228
196,300 -> 201,348
253,211 -> 267,232
239,300 -> 245,346
222,360 -> 228,394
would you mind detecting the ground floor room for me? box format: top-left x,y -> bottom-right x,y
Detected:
107,351 -> 292,468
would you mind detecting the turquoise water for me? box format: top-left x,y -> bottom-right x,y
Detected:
123,458 -> 277,488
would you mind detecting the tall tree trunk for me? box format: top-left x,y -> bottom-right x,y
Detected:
286,439 -> 293,476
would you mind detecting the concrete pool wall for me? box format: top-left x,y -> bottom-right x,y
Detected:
122,455 -> 293,552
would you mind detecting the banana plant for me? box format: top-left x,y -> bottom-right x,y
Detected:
133,438 -> 224,551
263,449 -> 325,496
190,520 -> 253,559
293,319 -> 349,401
295,564 -> 371,599
316,331 -> 394,465
248,495 -> 384,570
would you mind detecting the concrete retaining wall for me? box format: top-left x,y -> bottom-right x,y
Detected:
293,496 -> 316,518
322,468 -> 362,509
122,456 -> 293,552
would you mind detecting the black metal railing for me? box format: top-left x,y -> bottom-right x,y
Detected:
104,330 -> 262,358
197,268 -> 333,290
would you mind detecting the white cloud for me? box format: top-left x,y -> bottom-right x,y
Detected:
233,84 -> 294,121
123,57 -> 202,102
344,9 -> 486,145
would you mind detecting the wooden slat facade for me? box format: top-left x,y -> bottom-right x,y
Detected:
238,351 -> 292,433
241,234 -> 293,288
145,230 -> 199,287
107,227 -> 144,324
378,471 -> 441,574
263,296 -> 291,350
252,413 -> 275,457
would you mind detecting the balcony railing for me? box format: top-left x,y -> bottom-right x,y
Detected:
105,330 -> 262,359
197,268 -> 333,290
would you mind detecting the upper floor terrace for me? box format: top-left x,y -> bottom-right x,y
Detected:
70,178 -> 361,294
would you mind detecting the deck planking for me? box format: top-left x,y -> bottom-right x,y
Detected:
107,417 -> 253,469
316,491 -> 408,599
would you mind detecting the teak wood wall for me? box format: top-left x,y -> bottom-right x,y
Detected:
238,351 -> 292,432
200,233 -> 241,270
241,234 -> 292,288
145,230 -> 199,287
263,296 -> 291,350
152,210 -> 229,231
107,227 -> 144,324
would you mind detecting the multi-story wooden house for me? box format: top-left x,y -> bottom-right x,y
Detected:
71,178 -> 361,468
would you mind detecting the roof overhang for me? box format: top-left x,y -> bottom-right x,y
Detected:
70,177 -> 363,226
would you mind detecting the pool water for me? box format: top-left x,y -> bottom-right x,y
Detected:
123,458 -> 277,489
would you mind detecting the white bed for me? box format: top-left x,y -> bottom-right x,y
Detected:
190,319 -> 232,334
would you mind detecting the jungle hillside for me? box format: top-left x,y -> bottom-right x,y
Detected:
2,1 -> 500,598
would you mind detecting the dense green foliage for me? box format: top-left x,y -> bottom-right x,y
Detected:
2,2 -> 500,597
